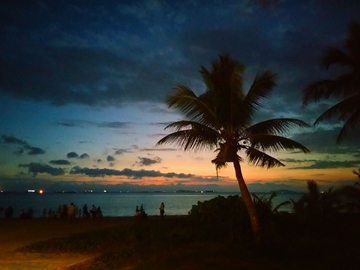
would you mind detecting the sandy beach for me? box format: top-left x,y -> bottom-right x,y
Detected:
0,217 -> 133,270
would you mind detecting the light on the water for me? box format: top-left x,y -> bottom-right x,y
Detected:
103,190 -> 107,193
39,189 -> 44,194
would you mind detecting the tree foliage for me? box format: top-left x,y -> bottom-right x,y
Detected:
303,21 -> 360,143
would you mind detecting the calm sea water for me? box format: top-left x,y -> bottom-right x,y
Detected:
0,192 -> 302,218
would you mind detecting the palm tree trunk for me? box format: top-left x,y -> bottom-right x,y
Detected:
233,160 -> 261,245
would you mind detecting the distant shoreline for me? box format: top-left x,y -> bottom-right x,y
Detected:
0,189 -> 303,195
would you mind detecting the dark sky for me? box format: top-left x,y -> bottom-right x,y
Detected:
0,0 -> 359,192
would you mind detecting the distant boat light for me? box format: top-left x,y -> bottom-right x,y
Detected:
39,189 -> 44,194
103,190 -> 107,193
28,190 -> 35,193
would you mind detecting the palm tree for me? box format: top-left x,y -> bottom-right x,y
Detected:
156,54 -> 310,244
303,21 -> 360,143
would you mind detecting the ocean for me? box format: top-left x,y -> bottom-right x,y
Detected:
0,192 -> 302,218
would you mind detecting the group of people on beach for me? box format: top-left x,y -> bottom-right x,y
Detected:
134,202 -> 165,218
0,206 -> 34,219
0,206 -> 14,218
1,202 -> 166,219
82,203 -> 103,218
37,203 -> 103,220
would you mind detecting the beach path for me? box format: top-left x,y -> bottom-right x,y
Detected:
0,218 -> 127,270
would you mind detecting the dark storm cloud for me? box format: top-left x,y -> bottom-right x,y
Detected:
0,44 -> 144,106
1,135 -> 46,155
67,152 -> 79,158
2,1 -> 358,111
49,159 -> 71,165
135,156 -> 162,166
69,166 -> 193,179
176,2 -> 360,121
19,162 -> 65,177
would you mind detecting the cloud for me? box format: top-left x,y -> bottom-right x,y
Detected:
135,156 -> 162,166
114,149 -> 129,155
69,166 -> 194,179
1,1 -> 359,111
19,163 -> 65,177
27,147 -> 46,155
14,148 -> 24,155
290,127 -> 360,155
56,120 -> 131,129
107,155 -> 115,162
49,160 -> 71,165
1,135 -> 46,155
67,152 -> 79,158
79,153 -> 89,159
279,158 -> 317,163
1,135 -> 28,146
66,152 -> 89,159
289,160 -> 360,170
140,147 -> 179,152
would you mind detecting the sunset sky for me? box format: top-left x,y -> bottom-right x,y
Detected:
0,0 -> 359,193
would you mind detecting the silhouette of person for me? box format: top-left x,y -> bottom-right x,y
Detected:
134,205 -> 140,217
68,202 -> 76,223
97,206 -> 103,217
91,205 -> 97,217
83,204 -> 88,218
159,202 -> 165,218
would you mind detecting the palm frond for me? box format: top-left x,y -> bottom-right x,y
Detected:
245,147 -> 285,168
248,134 -> 310,154
273,200 -> 291,213
166,85 -> 218,127
303,79 -> 344,106
246,118 -> 310,136
156,121 -> 219,152
241,71 -> 277,120
306,180 -> 320,201
246,71 -> 277,104
336,107 -> 360,144
199,66 -> 214,93
320,48 -> 353,70
314,94 -> 360,125
164,120 -> 218,133
303,22 -> 360,143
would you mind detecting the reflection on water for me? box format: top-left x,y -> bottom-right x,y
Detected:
0,192 -> 302,218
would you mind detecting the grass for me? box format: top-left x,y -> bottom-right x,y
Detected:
18,215 -> 360,270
